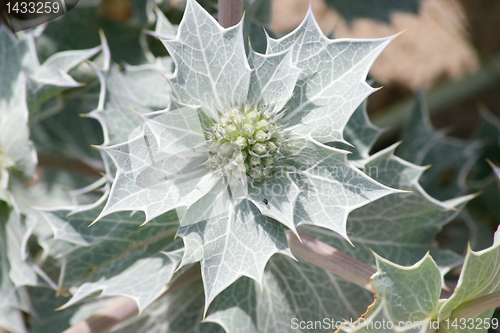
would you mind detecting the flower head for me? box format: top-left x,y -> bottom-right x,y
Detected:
205,105 -> 288,185
98,0 -> 397,311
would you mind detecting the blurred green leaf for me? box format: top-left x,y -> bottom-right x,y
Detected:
29,285 -> 112,333
31,80 -> 104,164
89,62 -> 171,146
111,279 -> 225,333
35,1 -> 153,66
207,256 -> 372,333
397,93 -> 480,201
330,99 -> 383,161
39,206 -> 183,312
0,26 -> 37,179
0,207 -> 30,333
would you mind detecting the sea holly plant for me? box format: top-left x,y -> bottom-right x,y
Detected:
92,0 -> 400,312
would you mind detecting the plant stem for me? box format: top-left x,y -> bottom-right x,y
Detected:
451,290 -> 500,320
37,153 -> 104,178
218,0 -> 243,28
286,232 -> 458,299
286,231 -> 375,292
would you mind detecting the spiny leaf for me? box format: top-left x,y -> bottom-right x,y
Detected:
35,1 -> 151,65
151,5 -> 177,39
27,46 -> 101,119
247,48 -> 301,112
88,63 -> 171,146
243,0 -> 274,53
207,255 -> 372,333
0,207 -> 30,333
437,227 -> 500,329
336,253 -> 441,333
292,139 -> 398,242
110,279 -> 224,333
396,92 -> 480,201
331,99 -> 383,161
1,26 -> 100,180
98,119 -> 218,222
206,144 -> 468,333
39,206 -> 183,313
372,253 -> 441,323
303,143 -> 468,273
178,181 -> 293,312
160,0 -> 252,120
266,10 -> 395,144
245,173 -> 301,234
337,228 -> 500,333
0,26 -> 37,179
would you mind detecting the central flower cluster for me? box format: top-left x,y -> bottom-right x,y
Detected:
205,106 -> 288,185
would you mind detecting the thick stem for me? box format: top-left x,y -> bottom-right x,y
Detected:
451,290 -> 500,320
287,231 -> 375,292
218,0 -> 243,28
287,231 -> 458,299
37,153 -> 104,178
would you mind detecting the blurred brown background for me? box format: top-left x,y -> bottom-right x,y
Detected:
271,0 -> 500,140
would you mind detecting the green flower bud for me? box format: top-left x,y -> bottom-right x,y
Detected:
246,111 -> 258,120
250,156 -> 261,166
249,169 -> 262,180
267,142 -> 277,152
255,130 -> 267,142
234,136 -> 247,149
257,119 -> 268,129
243,123 -> 255,136
253,143 -> 267,155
